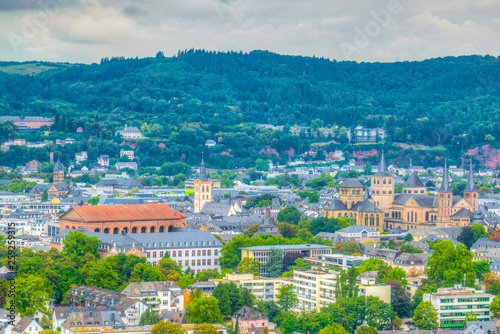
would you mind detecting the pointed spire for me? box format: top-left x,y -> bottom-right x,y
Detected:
465,159 -> 478,192
439,158 -> 451,192
199,152 -> 208,181
379,150 -> 386,172
53,158 -> 64,171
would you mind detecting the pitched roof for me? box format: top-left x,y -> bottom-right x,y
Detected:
404,171 -> 425,188
61,204 -> 186,223
233,306 -> 267,321
375,150 -> 391,176
326,199 -> 348,211
12,317 -> 38,334
340,178 -> 363,188
54,159 -> 65,171
337,225 -> 379,234
451,208 -> 474,218
351,199 -> 382,212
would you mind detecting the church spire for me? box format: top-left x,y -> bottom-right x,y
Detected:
379,150 -> 386,172
199,153 -> 208,181
465,159 -> 478,192
439,158 -> 451,192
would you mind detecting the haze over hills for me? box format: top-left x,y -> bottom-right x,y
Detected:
0,50 -> 499,168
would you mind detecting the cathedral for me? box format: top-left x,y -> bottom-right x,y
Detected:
30,159 -> 73,198
324,152 -> 479,231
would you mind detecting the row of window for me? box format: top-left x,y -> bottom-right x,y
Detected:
150,259 -> 219,266
148,249 -> 219,258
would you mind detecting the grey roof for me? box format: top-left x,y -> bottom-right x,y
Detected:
404,171 -> 425,188
351,199 -> 382,213
375,150 -> 391,176
439,159 -> 451,192
465,161 -> 478,192
393,194 -> 437,207
121,281 -> 181,297
121,126 -> 141,133
199,157 -> 208,182
471,238 -> 500,250
451,208 -> 474,218
326,199 -> 348,211
233,306 -> 267,321
96,178 -> 144,190
12,317 -> 37,334
54,159 -> 65,171
126,230 -> 221,250
201,202 -> 233,216
472,209 -> 485,223
340,178 -> 363,188
462,321 -> 498,334
337,225 -> 379,234
30,183 -> 71,194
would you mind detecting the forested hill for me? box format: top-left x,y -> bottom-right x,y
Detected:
0,50 -> 499,165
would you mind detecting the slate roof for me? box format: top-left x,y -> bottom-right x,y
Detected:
96,178 -> 144,190
12,317 -> 38,334
233,306 -> 267,321
339,178 -> 364,188
439,160 -> 451,192
337,225 -> 379,234
351,199 -> 382,213
471,238 -> 500,250
30,183 -> 71,194
121,281 -> 181,297
121,126 -> 141,133
201,202 -> 233,216
61,204 -> 185,222
465,161 -> 478,192
54,159 -> 65,171
404,171 -> 425,188
451,208 -> 474,218
326,199 -> 348,211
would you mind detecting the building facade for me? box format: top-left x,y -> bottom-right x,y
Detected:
194,158 -> 212,213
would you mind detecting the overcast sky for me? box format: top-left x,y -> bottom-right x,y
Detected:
0,0 -> 499,63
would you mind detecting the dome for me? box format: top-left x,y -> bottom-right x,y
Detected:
472,209 -> 484,224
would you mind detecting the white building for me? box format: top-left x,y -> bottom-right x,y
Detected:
116,125 -> 143,139
423,287 -> 494,328
120,150 -> 135,160
75,151 -> 88,164
121,281 -> 184,313
97,155 -> 110,167
6,317 -> 43,334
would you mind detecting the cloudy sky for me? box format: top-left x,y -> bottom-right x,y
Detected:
0,0 -> 499,63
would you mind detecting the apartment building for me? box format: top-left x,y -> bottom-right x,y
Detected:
306,253 -> 368,271
423,287 -> 494,328
212,273 -> 285,303
121,281 -> 184,313
293,270 -> 337,312
240,244 -> 332,276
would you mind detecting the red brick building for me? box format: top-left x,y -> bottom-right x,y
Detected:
60,204 -> 187,234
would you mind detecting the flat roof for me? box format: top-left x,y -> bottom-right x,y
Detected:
240,244 -> 332,251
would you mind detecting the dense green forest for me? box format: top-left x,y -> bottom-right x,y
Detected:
0,50 -> 499,168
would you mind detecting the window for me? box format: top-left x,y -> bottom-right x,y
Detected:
202,259 -> 206,266
192,250 -> 196,256
197,250 -> 201,256
192,260 -> 195,266
214,259 -> 218,265
215,250 -> 219,256
185,250 -> 189,256
197,260 -> 201,266
208,250 -> 211,256
208,259 -> 211,265
185,260 -> 189,266
160,251 -> 164,257
152,252 -> 157,257
173,251 -> 177,257
202,250 -> 206,256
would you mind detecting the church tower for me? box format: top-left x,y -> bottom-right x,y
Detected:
53,159 -> 65,184
463,160 -> 478,212
438,159 -> 453,221
370,150 -> 395,216
194,156 -> 212,213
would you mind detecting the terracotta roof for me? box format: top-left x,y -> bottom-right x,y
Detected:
63,204 -> 187,222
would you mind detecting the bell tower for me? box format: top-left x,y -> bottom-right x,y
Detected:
194,155 -> 212,213
463,160 -> 478,212
53,159 -> 65,184
370,150 -> 395,216
438,159 -> 453,221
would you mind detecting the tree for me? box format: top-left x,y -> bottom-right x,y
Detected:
41,190 -> 48,202
6,275 -> 50,317
465,310 -> 478,321
212,284 -> 232,316
473,260 -> 491,281
150,321 -> 186,334
458,226 -> 475,249
265,248 -> 284,277
276,284 -> 298,312
130,263 -> 165,282
57,266 -> 82,299
185,296 -> 223,323
356,326 -> 377,334
426,240 -> 476,287
319,323 -> 349,334
490,295 -> 500,317
86,196 -> 100,205
336,242 -> 362,255
139,308 -> 161,325
158,258 -> 182,280
237,258 -> 259,275
241,287 -> 256,307
243,224 -> 260,238
471,224 -> 490,243
363,164 -> 372,176
483,273 -> 500,291
377,267 -> 408,288
357,259 -> 390,274
277,207 -> 302,225
81,261 -> 120,290
178,275 -> 196,289
413,302 -> 438,330
193,324 -> 220,334
386,280 -> 413,318
404,233 -> 413,242
335,267 -> 359,299
62,231 -> 100,260
412,284 -> 437,311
